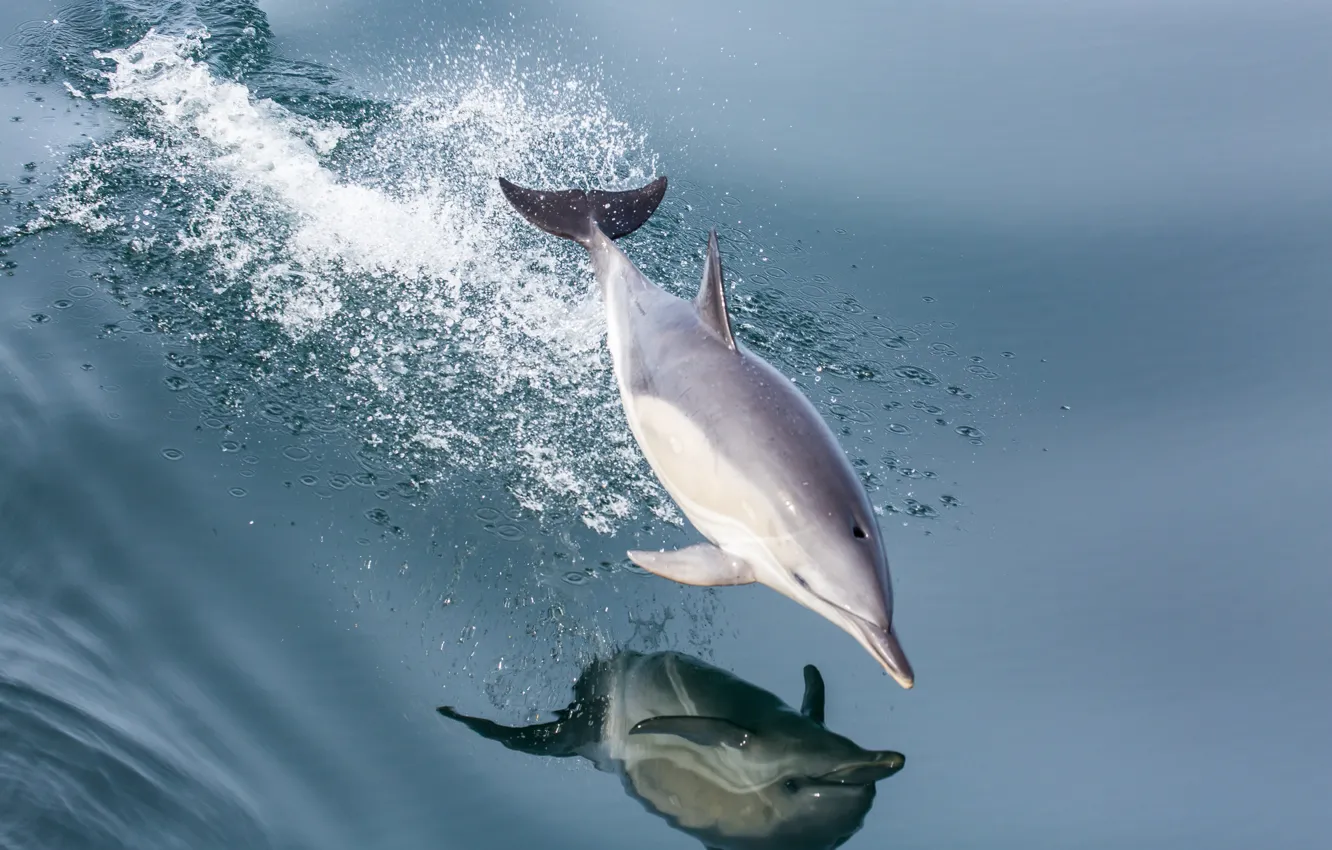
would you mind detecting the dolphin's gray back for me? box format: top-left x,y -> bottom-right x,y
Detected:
595,237 -> 878,559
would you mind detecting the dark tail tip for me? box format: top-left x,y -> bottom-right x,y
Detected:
498,176 -> 667,246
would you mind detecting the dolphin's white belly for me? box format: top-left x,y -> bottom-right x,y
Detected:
599,656 -> 785,831
603,275 -> 784,573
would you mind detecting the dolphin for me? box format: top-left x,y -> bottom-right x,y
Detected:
438,651 -> 905,850
498,176 -> 913,688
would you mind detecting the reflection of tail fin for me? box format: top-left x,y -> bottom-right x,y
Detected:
436,699 -> 603,758
498,176 -> 667,247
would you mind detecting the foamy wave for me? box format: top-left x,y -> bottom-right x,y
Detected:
37,29 -> 682,531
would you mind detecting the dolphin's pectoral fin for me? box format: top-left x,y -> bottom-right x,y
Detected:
630,716 -> 754,749
626,543 -> 755,587
801,664 -> 826,724
694,228 -> 737,351
436,701 -> 601,758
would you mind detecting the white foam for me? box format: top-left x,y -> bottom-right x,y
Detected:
45,29 -> 681,531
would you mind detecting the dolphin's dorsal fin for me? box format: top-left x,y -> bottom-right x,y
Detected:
801,664 -> 826,724
694,229 -> 737,351
630,716 -> 753,749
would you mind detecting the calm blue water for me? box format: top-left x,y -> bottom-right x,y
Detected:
3,1 -> 1331,848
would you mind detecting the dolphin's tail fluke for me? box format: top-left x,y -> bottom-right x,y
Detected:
498,176 -> 667,247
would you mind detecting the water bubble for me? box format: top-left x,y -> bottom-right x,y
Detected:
476,507 -> 503,522
163,375 -> 190,391
562,572 -> 588,586
365,508 -> 390,525
228,487 -> 247,497
161,447 -> 183,460
892,365 -> 940,387
30,313 -> 49,323
220,440 -> 240,452
904,499 -> 938,518
828,403 -> 871,423
282,445 -> 310,461
888,423 -> 911,435
940,494 -> 961,507
495,524 -> 525,541
955,425 -> 984,439
299,474 -> 318,486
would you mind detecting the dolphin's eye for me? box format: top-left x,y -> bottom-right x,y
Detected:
793,573 -> 810,589
783,779 -> 800,794
852,524 -> 868,539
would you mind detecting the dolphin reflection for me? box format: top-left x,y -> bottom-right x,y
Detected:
438,651 -> 905,850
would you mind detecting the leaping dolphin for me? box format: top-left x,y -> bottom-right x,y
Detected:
438,651 -> 905,850
499,176 -> 914,688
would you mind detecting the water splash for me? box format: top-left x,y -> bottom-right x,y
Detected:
22,26 -> 685,532
13,7 -> 993,535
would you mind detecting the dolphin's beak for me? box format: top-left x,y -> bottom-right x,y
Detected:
818,750 -> 907,784
855,620 -> 915,689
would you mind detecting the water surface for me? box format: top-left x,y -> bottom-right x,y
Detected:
2,1 -> 1331,848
